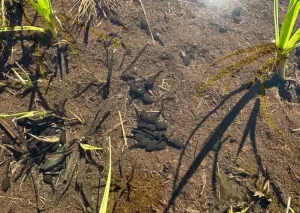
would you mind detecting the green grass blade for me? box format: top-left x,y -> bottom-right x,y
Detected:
27,0 -> 57,37
99,136 -> 112,213
274,0 -> 279,46
0,26 -> 46,33
0,110 -> 52,119
286,27 -> 300,50
278,1 -> 300,50
289,0 -> 298,9
80,143 -> 103,150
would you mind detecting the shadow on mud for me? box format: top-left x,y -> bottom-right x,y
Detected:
165,77 -> 295,212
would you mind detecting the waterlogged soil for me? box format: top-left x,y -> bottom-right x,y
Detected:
1,0 -> 300,212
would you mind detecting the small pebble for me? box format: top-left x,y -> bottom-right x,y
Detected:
1,176 -> 10,192
43,174 -> 53,184
219,26 -> 228,33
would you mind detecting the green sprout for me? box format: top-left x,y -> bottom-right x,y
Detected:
99,136 -> 112,213
27,0 -> 57,38
0,110 -> 53,119
199,0 -> 300,142
80,137 -> 112,213
0,25 -> 46,33
274,0 -> 300,79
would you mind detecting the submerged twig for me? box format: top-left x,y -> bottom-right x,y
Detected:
118,111 -> 128,148
138,0 -> 155,45
122,43 -> 149,75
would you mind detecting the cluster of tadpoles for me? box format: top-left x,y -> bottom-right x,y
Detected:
128,72 -> 184,152
129,110 -> 184,152
1,117 -> 68,192
129,74 -> 156,105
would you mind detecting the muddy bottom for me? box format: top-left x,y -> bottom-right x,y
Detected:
0,0 -> 300,213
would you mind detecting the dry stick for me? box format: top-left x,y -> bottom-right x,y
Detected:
291,128 -> 300,133
1,0 -> 5,26
122,43 -> 149,75
138,0 -> 155,45
118,111 -> 128,148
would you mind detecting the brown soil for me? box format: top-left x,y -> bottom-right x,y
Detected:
1,0 -> 300,213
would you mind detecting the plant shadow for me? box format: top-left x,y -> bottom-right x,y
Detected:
165,77 -> 291,212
